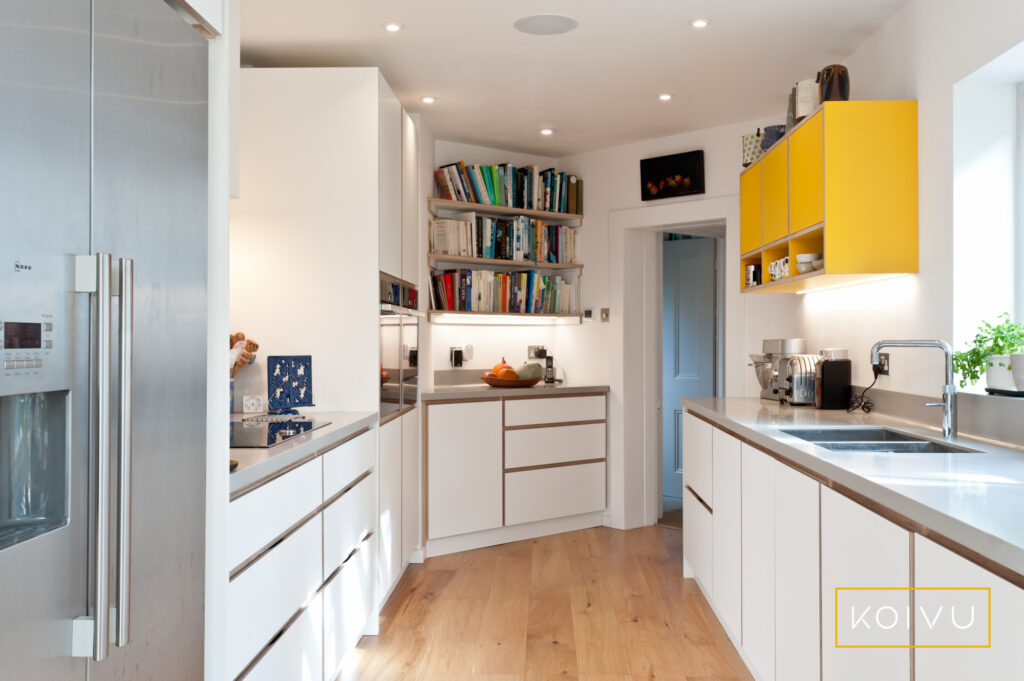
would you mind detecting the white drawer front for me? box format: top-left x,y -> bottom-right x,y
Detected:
681,412 -> 713,507
504,461 -> 606,525
683,487 -> 713,593
323,427 -> 376,499
227,514 -> 323,679
323,472 -> 375,576
324,536 -> 376,680
244,592 -> 323,681
505,422 -> 605,469
504,394 -> 605,427
228,457 -> 322,571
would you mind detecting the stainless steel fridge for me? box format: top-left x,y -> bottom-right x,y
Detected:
0,0 -> 208,679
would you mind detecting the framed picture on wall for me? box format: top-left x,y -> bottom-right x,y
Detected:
640,149 -> 705,201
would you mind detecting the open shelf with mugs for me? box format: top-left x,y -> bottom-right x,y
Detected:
739,100 -> 919,294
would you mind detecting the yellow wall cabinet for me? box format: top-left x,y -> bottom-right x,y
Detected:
739,101 -> 918,294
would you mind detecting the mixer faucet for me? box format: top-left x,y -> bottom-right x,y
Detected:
869,340 -> 957,439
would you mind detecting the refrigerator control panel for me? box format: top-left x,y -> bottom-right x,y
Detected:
0,313 -> 68,396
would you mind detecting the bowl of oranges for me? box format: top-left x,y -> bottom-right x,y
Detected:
481,357 -> 543,388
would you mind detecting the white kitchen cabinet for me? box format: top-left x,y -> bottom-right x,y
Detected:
820,486 -> 910,681
505,461 -> 605,525
742,444 -> 776,681
682,412 -> 713,505
323,427 -> 376,499
774,462 -> 821,681
244,592 -> 323,681
914,535 -> 1024,680
227,457 -> 322,572
378,416 -> 403,605
427,400 -> 503,538
323,473 -> 374,577
227,514 -> 323,680
504,394 -> 605,426
324,535 -> 376,681
379,75 -> 402,277
401,406 -> 421,566
712,428 -> 742,640
401,110 -> 419,283
683,486 -> 713,594
504,422 -> 605,468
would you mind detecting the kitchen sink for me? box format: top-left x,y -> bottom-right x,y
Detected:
780,427 -> 921,443
813,441 -> 979,454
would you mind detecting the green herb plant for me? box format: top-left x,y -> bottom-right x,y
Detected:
952,313 -> 1024,387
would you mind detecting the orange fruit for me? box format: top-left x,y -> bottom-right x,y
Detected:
492,357 -> 512,374
497,367 -> 518,379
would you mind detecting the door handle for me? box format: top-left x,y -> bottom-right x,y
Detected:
116,257 -> 134,647
94,252 -> 113,662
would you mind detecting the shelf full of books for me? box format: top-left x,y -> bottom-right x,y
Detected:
433,161 -> 583,216
428,268 -> 579,318
430,213 -> 578,266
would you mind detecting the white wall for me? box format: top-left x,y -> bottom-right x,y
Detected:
797,0 -> 1024,392
230,68 -> 381,412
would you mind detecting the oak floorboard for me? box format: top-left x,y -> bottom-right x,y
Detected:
340,526 -> 753,681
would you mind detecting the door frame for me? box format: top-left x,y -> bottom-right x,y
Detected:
658,232 -> 724,517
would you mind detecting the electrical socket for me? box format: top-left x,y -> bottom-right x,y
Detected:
877,352 -> 890,375
600,308 -> 610,322
242,395 -> 264,413
528,345 -> 547,359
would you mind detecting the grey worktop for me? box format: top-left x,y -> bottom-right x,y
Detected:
681,397 -> 1024,580
421,383 -> 609,401
229,411 -> 377,494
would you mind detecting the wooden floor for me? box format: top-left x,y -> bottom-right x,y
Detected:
341,525 -> 753,681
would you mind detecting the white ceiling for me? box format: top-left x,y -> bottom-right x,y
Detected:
241,1 -> 908,157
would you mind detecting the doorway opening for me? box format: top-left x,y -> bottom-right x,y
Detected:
656,228 -> 725,528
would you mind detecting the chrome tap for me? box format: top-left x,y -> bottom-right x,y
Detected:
870,340 -> 957,439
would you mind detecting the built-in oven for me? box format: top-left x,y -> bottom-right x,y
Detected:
380,273 -> 420,420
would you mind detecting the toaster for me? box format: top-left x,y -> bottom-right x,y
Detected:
781,354 -> 818,406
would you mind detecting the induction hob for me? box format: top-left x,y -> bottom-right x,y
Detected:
229,417 -> 332,448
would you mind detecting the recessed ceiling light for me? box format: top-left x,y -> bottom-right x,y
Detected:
539,128 -> 555,136
513,14 -> 578,35
690,18 -> 711,29
382,22 -> 403,32
659,93 -> 672,101
420,96 -> 437,104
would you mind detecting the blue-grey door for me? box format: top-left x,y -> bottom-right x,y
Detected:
662,237 -> 716,503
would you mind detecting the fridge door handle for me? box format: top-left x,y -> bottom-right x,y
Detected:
115,257 -> 134,647
94,252 -> 113,662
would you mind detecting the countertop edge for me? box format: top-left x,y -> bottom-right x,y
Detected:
681,398 -> 1024,583
421,384 -> 610,402
229,411 -> 378,494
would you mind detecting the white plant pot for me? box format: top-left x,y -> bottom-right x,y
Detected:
985,354 -> 1016,392
1011,353 -> 1024,391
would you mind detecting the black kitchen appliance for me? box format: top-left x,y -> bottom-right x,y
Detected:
816,358 -> 852,409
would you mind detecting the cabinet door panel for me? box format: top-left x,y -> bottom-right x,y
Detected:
427,400 -> 503,538
742,445 -> 775,681
401,407 -> 421,565
323,428 -> 376,499
378,417 -> 403,604
712,429 -> 741,640
915,535 -> 1024,680
379,75 -> 402,277
683,487 -> 713,594
504,394 -> 605,426
323,473 -> 374,577
244,593 -> 323,681
324,536 -> 376,680
821,487 -> 909,681
740,162 -> 763,254
775,463 -> 820,681
681,412 -> 713,506
504,461 -> 605,525
762,140 -> 789,243
789,111 -> 824,233
505,422 -> 605,468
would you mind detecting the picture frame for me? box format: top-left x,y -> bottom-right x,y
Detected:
640,149 -> 705,201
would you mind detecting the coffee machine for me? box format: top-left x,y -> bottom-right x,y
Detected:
816,348 -> 853,409
751,338 -> 807,401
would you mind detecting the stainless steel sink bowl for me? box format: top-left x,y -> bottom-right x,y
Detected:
814,441 -> 979,454
780,427 -> 921,443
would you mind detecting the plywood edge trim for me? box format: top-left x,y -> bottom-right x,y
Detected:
504,457 -> 606,473
684,484 -> 713,514
504,418 -> 606,431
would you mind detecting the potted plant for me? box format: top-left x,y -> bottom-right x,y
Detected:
952,313 -> 1024,391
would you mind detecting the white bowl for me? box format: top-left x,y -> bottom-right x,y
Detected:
796,253 -> 821,263
796,262 -> 814,274
812,258 -> 824,270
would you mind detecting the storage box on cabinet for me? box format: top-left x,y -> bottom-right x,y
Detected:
505,461 -> 605,525
427,400 -> 503,539
504,394 -> 605,426
323,472 -> 374,577
323,427 -> 376,499
241,593 -> 323,681
227,457 -> 322,572
505,422 -> 605,469
681,412 -> 712,505
324,535 -> 376,681
227,514 -> 323,680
